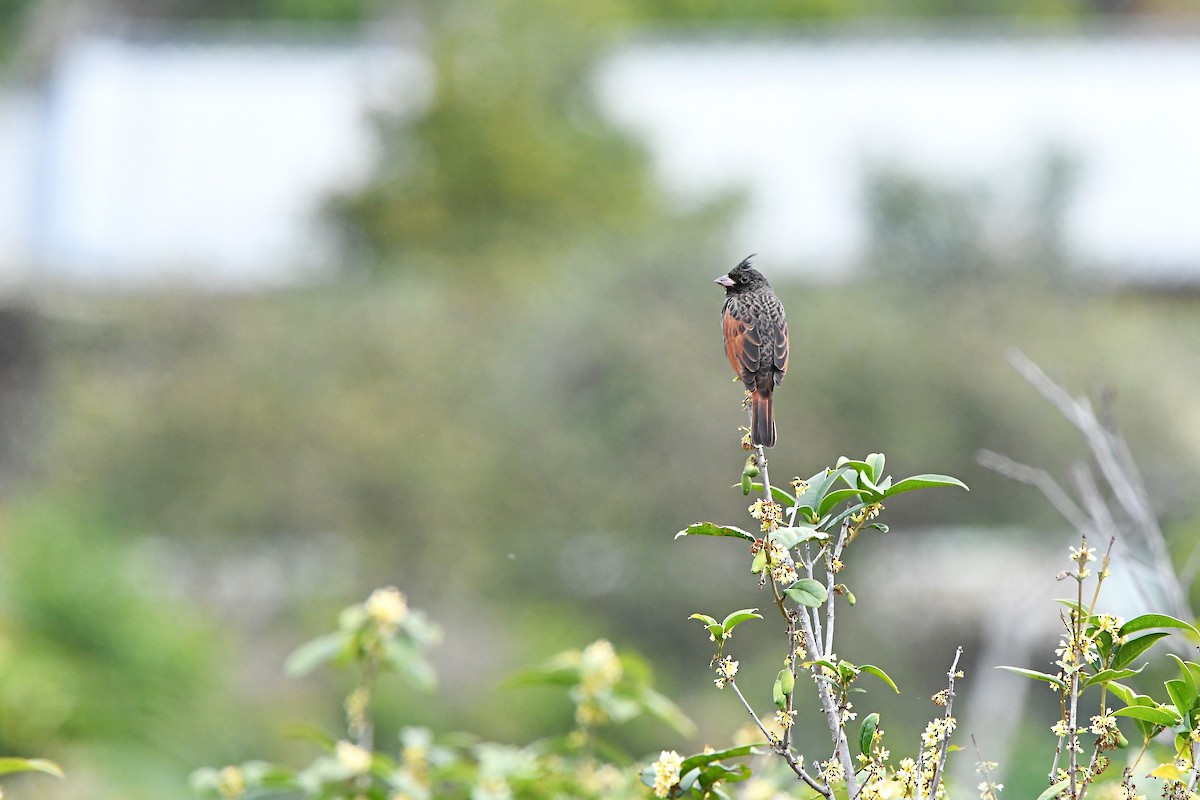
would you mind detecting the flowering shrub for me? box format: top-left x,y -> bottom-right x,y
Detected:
191,587 -> 688,800
189,434 -> 1200,800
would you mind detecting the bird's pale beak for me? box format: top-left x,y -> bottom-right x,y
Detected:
715,274 -> 735,287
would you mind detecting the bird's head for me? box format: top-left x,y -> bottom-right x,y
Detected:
715,255 -> 766,292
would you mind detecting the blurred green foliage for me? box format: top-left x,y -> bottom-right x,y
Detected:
2,1 -> 1200,799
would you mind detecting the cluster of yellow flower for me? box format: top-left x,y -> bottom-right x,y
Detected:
574,639 -> 623,727
713,655 -> 738,689
650,750 -> 684,799
748,498 -> 784,532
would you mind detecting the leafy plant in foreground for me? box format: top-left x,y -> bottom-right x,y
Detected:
659,448 -> 968,799
191,587 -> 689,800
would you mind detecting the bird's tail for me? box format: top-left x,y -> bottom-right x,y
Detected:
751,391 -> 776,448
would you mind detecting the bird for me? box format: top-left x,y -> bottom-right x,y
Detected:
715,255 -> 789,448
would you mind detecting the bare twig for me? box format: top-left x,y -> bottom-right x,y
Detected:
979,350 -> 1193,655
1002,348 -> 1190,620
728,679 -> 829,796
975,449 -> 1090,533
928,647 -> 964,800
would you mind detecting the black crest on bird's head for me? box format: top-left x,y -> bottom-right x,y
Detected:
724,254 -> 767,290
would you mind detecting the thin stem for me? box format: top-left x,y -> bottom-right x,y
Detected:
728,678 -> 829,797
755,444 -> 774,506
928,646 -> 964,800
823,521 -> 850,657
797,607 -> 859,799
1068,562 -> 1084,800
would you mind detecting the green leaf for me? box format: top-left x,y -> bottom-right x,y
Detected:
859,712 -> 880,757
676,522 -> 755,541
1112,632 -> 1171,670
1119,614 -> 1199,638
817,488 -> 865,518
769,526 -> 827,549
1106,681 -> 1136,705
689,614 -> 724,642
1083,666 -> 1144,688
794,468 -> 850,519
721,609 -> 763,635
697,763 -> 751,790
996,666 -> 1066,690
823,500 -> 871,531
860,664 -> 900,693
385,639 -> 437,690
835,457 -> 873,476
282,723 -> 337,749
1150,762 -> 1186,782
1036,778 -> 1071,800
1113,705 -> 1181,726
0,758 -> 64,779
865,453 -> 886,483
285,632 -> 347,677
1170,654 -> 1200,697
679,745 -> 758,775
639,687 -> 697,737
746,483 -> 796,508
1166,679 -> 1198,720
784,579 -> 828,608
882,474 -> 969,498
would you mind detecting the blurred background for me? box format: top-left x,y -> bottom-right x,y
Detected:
1,0 -> 1199,797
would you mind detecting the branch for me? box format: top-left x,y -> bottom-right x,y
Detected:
1004,348 -> 1190,618
928,646 -> 964,800
797,609 -> 859,799
975,449 -> 1090,534
728,679 -> 828,797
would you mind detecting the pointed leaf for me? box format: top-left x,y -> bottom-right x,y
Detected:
0,758 -> 64,779
639,687 -> 697,737
1169,654 -> 1199,698
769,526 -> 827,549
1150,762 -> 1186,782
1166,679 -> 1198,719
1119,614 -> 1199,638
282,723 -> 337,749
285,632 -> 348,677
746,483 -> 796,508
860,664 -> 900,693
865,453 -> 886,483
818,488 -> 865,518
721,609 -> 763,634
1036,779 -> 1071,800
996,666 -> 1066,690
1107,681 -> 1136,705
1113,632 -> 1170,670
882,474 -> 969,498
689,614 -> 724,642
1113,705 -> 1181,726
794,468 -> 850,517
679,745 -> 758,774
784,579 -> 828,608
835,457 -> 872,476
677,522 -> 756,541
1083,666 -> 1144,689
